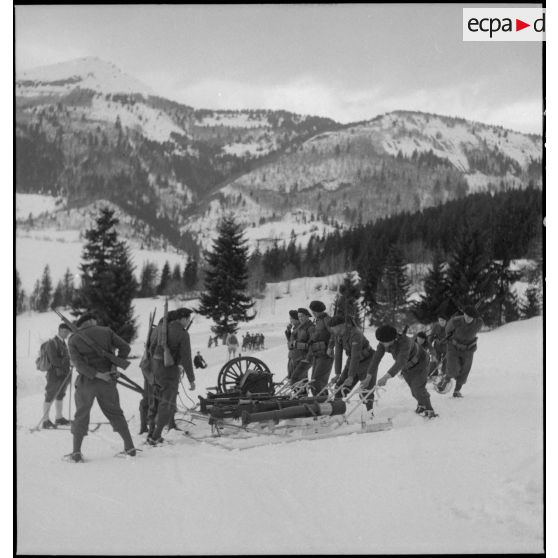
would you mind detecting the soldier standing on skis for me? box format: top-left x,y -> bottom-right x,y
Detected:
289,308 -> 313,389
41,323 -> 72,428
437,306 -> 484,397
371,324 -> 438,418
285,309 -> 300,380
307,300 -> 334,396
67,313 -> 136,462
147,308 -> 195,445
329,315 -> 375,414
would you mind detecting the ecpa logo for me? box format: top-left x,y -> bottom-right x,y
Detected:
463,8 -> 545,42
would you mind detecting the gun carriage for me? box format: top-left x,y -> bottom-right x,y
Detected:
177,356 -> 392,450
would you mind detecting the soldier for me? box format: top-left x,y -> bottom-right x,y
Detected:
285,309 -> 300,380
307,300 -> 334,396
139,321 -> 157,435
193,351 -> 207,369
428,310 -> 449,375
67,313 -> 136,462
437,306 -> 484,397
328,315 -> 375,413
148,308 -> 195,444
371,324 -> 438,418
289,308 -> 313,389
226,332 -> 240,360
41,323 -> 72,428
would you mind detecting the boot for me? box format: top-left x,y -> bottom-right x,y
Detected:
423,410 -> 439,419
146,436 -> 164,446
415,404 -> 426,414
55,417 -> 71,426
42,419 -> 57,429
436,375 -> 450,392
453,391 -> 463,398
67,452 -> 84,463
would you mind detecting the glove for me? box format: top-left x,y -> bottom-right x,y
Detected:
377,374 -> 390,387
360,374 -> 372,390
189,381 -> 196,391
343,377 -> 354,387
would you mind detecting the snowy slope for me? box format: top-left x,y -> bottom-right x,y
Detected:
16,280 -> 543,554
16,57 -> 153,97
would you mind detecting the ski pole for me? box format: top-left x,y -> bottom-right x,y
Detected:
68,368 -> 73,421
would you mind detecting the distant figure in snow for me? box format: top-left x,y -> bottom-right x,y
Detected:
193,351 -> 207,369
40,323 -> 72,429
428,307 -> 450,376
225,332 -> 239,360
208,336 -> 213,349
437,306 -> 484,398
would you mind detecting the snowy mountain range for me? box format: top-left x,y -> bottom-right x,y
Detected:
16,57 -> 542,253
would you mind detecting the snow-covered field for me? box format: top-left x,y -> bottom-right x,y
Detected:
16,233 -> 189,292
16,279 -> 543,554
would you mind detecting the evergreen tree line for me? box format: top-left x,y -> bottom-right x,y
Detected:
255,186 -> 541,284
138,258 -> 199,298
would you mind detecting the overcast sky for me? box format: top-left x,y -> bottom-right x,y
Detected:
15,4 -> 543,134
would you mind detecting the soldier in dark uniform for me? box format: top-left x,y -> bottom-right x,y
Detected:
428,311 -> 449,375
371,324 -> 437,418
147,308 -> 195,444
285,309 -> 300,380
67,313 -> 136,462
328,315 -> 375,413
438,306 -> 484,397
307,300 -> 334,396
41,323 -> 72,428
289,308 -> 313,388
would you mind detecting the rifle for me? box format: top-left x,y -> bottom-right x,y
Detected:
162,298 -> 175,367
54,309 -> 130,370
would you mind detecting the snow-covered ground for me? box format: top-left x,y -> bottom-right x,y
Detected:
16,233 -> 189,292
16,278 -> 543,554
16,193 -> 63,220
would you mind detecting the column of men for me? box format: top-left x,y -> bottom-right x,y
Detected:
285,302 -> 484,418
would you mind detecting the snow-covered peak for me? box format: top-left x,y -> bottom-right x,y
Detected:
16,57 -> 154,97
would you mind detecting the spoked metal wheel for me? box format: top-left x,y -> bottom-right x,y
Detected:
216,356 -> 272,394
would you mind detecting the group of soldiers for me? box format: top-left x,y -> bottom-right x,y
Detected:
241,333 -> 265,351
39,307 -> 197,462
37,297 -> 483,462
285,300 -> 484,419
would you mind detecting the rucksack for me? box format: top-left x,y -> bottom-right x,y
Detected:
35,340 -> 51,372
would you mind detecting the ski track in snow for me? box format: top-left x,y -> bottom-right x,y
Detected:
16,294 -> 543,554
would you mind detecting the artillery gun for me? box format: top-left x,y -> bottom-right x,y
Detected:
176,355 -> 393,450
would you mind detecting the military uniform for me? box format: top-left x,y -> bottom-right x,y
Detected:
148,320 -> 195,440
44,336 -> 71,403
428,322 -> 448,372
285,322 -> 299,380
68,324 -> 132,440
445,315 -> 483,392
290,320 -> 313,385
333,325 -> 375,408
307,312 -> 334,395
368,334 -> 434,411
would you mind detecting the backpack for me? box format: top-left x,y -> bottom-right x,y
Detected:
35,340 -> 51,372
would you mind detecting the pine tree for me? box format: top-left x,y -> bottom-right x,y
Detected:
198,216 -> 255,336
520,285 -> 541,319
167,263 -> 185,296
183,259 -> 198,291
445,228 -> 496,314
333,271 -> 363,326
412,249 -> 449,324
138,262 -> 158,298
158,261 -> 171,295
29,279 -> 41,312
16,270 -> 26,314
37,265 -> 53,312
485,259 -> 520,326
72,207 -> 138,342
62,268 -> 75,307
372,245 -> 410,328
51,280 -> 65,309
